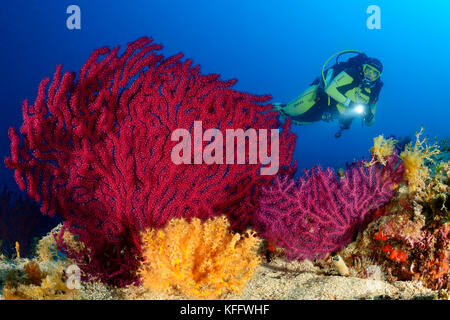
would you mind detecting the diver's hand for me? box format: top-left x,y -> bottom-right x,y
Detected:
343,98 -> 352,108
348,101 -> 363,110
342,99 -> 365,114
348,101 -> 358,109
348,102 -> 369,117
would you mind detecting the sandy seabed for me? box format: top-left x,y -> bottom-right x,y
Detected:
1,254 -> 444,300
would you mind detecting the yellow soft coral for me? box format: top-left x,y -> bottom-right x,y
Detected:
137,216 -> 261,299
366,135 -> 397,167
400,127 -> 440,193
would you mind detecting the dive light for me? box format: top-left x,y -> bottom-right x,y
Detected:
353,104 -> 365,115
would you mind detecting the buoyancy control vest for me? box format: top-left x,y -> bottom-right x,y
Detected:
310,53 -> 383,106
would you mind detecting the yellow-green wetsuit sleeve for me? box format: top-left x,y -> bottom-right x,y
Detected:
324,71 -> 354,104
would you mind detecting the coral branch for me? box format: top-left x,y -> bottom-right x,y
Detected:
5,37 -> 295,286
254,155 -> 404,261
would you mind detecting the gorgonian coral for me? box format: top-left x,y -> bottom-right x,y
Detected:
253,155 -> 404,261
137,216 -> 261,299
5,37 -> 295,286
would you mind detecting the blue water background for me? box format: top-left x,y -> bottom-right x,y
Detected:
1,0 -> 449,190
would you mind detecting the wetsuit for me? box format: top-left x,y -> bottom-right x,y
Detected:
277,66 -> 383,130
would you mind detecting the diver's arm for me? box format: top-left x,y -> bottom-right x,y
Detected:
325,71 -> 354,105
364,103 -> 377,126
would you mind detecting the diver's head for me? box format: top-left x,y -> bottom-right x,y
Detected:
362,58 -> 382,86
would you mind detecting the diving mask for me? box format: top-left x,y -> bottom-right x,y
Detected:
363,64 -> 381,82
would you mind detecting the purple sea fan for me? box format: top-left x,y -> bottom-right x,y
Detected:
253,155 -> 405,261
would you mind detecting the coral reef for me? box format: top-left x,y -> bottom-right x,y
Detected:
1,227 -> 79,300
253,155 -> 404,261
347,158 -> 448,290
5,37 -> 295,286
2,261 -> 79,300
347,255 -> 386,281
1,130 -> 448,299
2,37 -> 447,299
435,138 -> 450,163
339,132 -> 448,291
137,216 -> 261,299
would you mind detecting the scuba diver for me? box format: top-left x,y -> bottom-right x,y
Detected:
275,51 -> 383,138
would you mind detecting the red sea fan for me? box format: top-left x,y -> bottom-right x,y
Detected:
5,37 -> 296,286
253,155 -> 404,261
